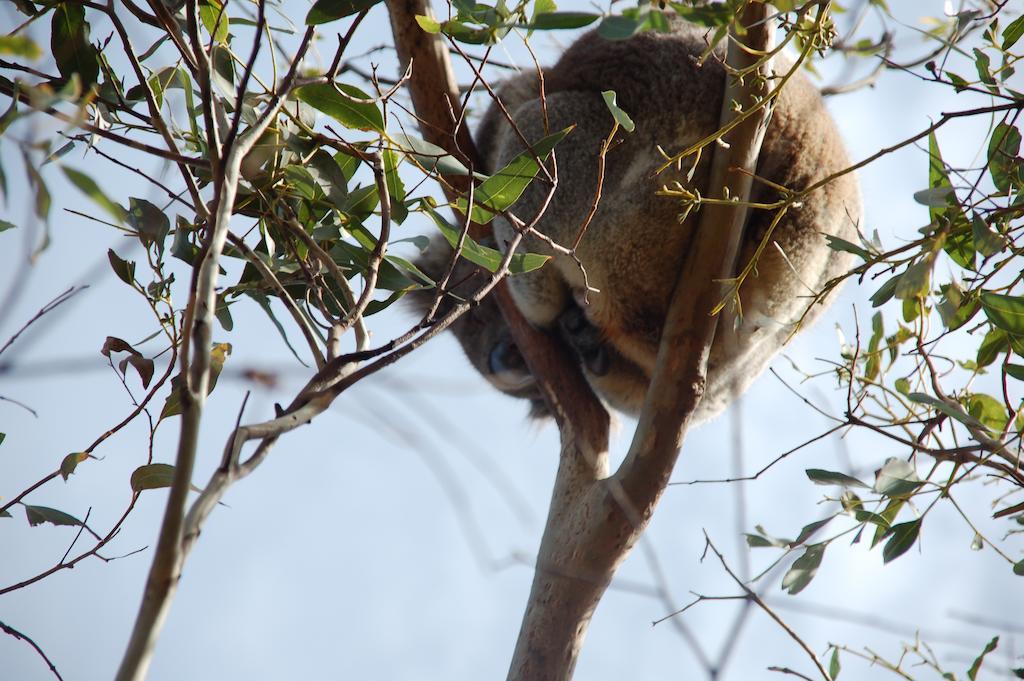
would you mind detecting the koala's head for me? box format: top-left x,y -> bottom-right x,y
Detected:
406,238 -> 550,418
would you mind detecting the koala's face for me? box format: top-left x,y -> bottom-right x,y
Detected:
406,240 -> 549,417
449,292 -> 544,406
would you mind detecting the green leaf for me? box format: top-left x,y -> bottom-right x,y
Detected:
129,463 -> 201,492
944,227 -> 975,270
825,235 -> 872,260
415,14 -> 441,33
1005,364 -> 1024,381
964,393 -> 1008,433
894,377 -> 910,394
973,47 -> 996,90
0,35 -> 41,59
63,167 -> 126,223
854,510 -> 891,530
745,534 -> 777,548
306,0 -> 383,24
525,11 -> 600,30
128,197 -> 170,251
597,14 -> 644,40
869,276 -> 898,308
871,499 -> 904,547
988,123 -> 1021,193
908,392 -> 989,432
160,343 -> 233,418
977,328 -> 1009,367
51,3 -> 99,87
601,90 -> 635,133
389,133 -> 484,179
60,452 -> 88,480
806,469 -> 869,488
1003,15 -> 1024,50
882,519 -> 920,563
971,215 -> 1006,258
829,648 -> 841,680
981,291 -> 1024,334
0,220 -> 16,233
107,249 -> 136,285
382,149 -> 408,224
25,504 -> 83,529
455,126 -> 573,223
937,282 -> 979,331
295,83 -> 385,133
131,463 -> 174,491
199,0 -> 229,44
967,636 -> 998,681
781,543 -> 825,595
791,517 -> 833,547
1014,559 -> 1024,576
426,209 -> 549,274
894,259 -> 931,300
873,458 -> 922,498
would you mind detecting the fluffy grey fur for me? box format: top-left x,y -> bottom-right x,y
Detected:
408,19 -> 862,421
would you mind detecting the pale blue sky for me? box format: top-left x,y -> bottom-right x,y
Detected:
1,2 -> 1021,680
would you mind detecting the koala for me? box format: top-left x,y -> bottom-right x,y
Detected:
408,18 -> 861,422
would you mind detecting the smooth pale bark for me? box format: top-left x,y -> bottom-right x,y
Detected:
386,2 -> 775,680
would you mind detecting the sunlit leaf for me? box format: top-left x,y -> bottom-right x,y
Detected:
455,126 -> 573,223
295,83 -> 385,133
199,0 -> 230,44
829,648 -> 841,680
873,458 -> 922,498
964,393 -> 1008,433
60,452 -> 88,480
908,392 -> 988,432
0,35 -> 41,59
981,291 -> 1024,335
415,14 -> 441,33
601,90 -> 635,133
426,209 -> 549,274
988,123 -> 1021,194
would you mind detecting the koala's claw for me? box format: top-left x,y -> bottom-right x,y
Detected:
558,304 -> 611,377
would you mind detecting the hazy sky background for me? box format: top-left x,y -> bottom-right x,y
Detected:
1,1 -> 1022,680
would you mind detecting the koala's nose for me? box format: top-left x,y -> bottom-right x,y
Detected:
488,338 -> 526,375
486,338 -> 535,392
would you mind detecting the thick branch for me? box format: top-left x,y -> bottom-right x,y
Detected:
507,4 -> 777,680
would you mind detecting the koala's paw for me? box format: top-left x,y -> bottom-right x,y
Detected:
557,303 -> 611,376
